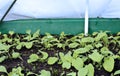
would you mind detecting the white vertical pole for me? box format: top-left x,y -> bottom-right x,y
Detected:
84,0 -> 89,36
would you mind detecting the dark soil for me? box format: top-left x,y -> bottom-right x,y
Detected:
0,33 -> 120,76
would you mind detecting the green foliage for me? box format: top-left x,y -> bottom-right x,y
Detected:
62,61 -> 71,69
78,67 -> 88,76
89,50 -> 104,63
23,42 -> 33,49
9,31 -> 14,36
8,67 -> 24,76
86,64 -> 94,76
47,57 -> 58,65
81,37 -> 94,43
68,42 -> 79,48
73,48 -> 89,58
114,70 -> 120,76
0,65 -> 8,74
78,64 -> 94,76
0,43 -> 11,51
103,56 -> 114,72
67,72 -> 76,76
27,54 -> 39,63
72,58 -> 84,70
39,70 -> 51,76
12,52 -> 20,59
0,56 -> 7,63
0,30 -> 120,75
39,50 -> 48,61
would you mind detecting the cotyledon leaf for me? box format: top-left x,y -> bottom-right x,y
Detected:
78,67 -> 88,76
67,72 -> 76,76
86,64 -> 94,76
72,58 -> 84,70
47,57 -> 58,65
89,50 -> 104,63
114,70 -> 120,76
0,65 -> 8,74
103,56 -> 114,72
39,50 -> 48,60
39,70 -> 51,76
62,61 -> 71,69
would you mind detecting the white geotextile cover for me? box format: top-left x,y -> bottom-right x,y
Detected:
0,0 -> 120,21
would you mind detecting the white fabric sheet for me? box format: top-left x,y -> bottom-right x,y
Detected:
0,0 -> 120,21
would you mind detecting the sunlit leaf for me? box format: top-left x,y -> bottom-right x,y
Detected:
27,54 -> 39,63
62,61 -> 71,69
47,57 -> 58,65
0,56 -> 6,63
86,64 -> 94,76
0,43 -> 10,51
39,70 -> 51,76
12,52 -> 20,59
67,72 -> 76,76
103,56 -> 114,72
64,51 -> 73,63
39,50 -> 48,60
78,67 -> 88,76
24,42 -> 33,49
68,42 -> 79,48
72,58 -> 84,70
81,37 -> 94,43
0,66 -> 7,73
114,70 -> 120,75
89,50 -> 103,63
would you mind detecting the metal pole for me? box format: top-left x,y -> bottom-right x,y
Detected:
0,0 -> 17,22
84,0 -> 89,36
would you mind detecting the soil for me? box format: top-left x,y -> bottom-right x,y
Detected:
0,34 -> 120,76
0,47 -> 120,76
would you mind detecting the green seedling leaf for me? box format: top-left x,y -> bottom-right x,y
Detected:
32,29 -> 40,38
100,47 -> 113,56
39,70 -> 51,76
68,42 -> 79,48
67,72 -> 76,76
39,50 -> 48,60
12,52 -> 20,59
0,43 -> 10,51
89,50 -> 103,63
0,65 -> 8,74
64,51 -> 73,63
9,31 -> 14,36
0,56 -> 6,63
95,43 -> 103,48
81,37 -> 94,43
78,67 -> 88,76
114,70 -> 120,75
47,57 -> 58,65
27,72 -> 36,76
73,48 -> 89,58
16,43 -> 22,50
24,42 -> 33,49
60,32 -> 66,39
59,52 -> 65,62
95,32 -> 108,41
72,58 -> 84,70
26,30 -> 31,34
27,54 -> 39,63
8,67 -> 24,76
62,61 -> 71,69
117,32 -> 120,35
86,64 -> 94,76
92,32 -> 98,36
103,56 -> 114,72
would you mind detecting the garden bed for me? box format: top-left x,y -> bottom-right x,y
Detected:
0,30 -> 120,76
